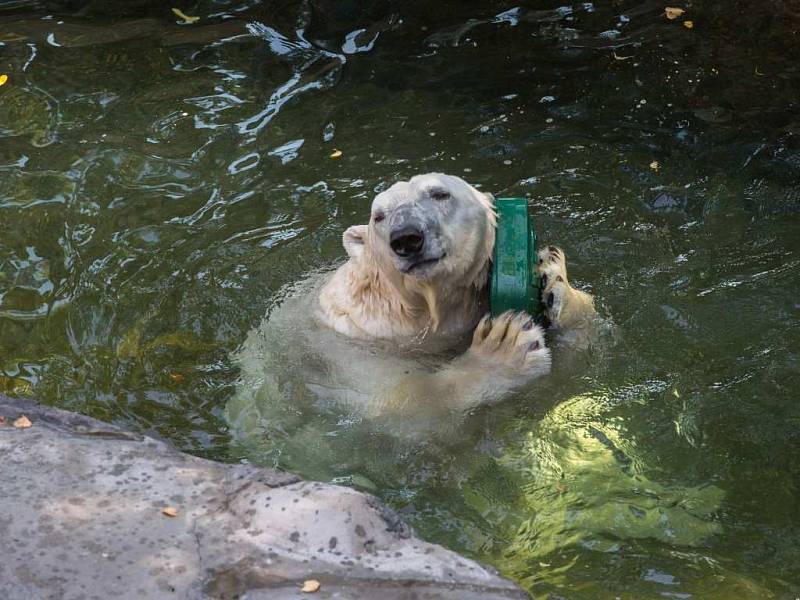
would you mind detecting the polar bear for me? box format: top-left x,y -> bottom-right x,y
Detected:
227,173 -> 596,436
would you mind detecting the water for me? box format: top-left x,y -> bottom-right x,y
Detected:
2,1 -> 799,597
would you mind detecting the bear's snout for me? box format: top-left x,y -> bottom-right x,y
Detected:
390,225 -> 425,257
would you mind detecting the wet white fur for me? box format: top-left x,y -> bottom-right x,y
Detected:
228,174 -> 595,433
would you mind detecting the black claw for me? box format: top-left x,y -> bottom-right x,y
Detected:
528,340 -> 541,351
523,318 -> 534,331
547,292 -> 555,308
541,274 -> 548,289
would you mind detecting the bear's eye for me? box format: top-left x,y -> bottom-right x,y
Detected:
373,212 -> 385,223
429,189 -> 451,201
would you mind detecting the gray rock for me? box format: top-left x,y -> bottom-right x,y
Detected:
0,395 -> 527,600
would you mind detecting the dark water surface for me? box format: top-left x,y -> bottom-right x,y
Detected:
2,1 -> 799,597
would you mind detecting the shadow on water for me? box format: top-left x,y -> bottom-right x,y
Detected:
1,0 -> 799,597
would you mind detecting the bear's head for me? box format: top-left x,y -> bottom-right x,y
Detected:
343,173 -> 497,295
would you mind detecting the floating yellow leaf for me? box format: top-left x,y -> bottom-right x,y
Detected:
329,149 -> 343,159
302,580 -> 321,593
162,506 -> 179,517
683,20 -> 694,29
13,415 -> 32,429
650,160 -> 660,171
664,7 -> 685,19
172,8 -> 200,24
0,74 -> 8,87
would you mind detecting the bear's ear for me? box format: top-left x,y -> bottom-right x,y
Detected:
343,224 -> 367,260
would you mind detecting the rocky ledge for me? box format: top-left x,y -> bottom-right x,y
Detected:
0,395 -> 526,599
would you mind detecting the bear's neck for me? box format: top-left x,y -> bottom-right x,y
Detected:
412,277 -> 489,335
317,256 -> 490,341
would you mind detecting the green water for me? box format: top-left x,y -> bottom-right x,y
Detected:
2,1 -> 799,597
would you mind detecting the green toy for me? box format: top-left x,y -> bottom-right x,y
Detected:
490,197 -> 543,318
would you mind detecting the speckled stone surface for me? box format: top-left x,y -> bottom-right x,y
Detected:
0,395 -> 527,600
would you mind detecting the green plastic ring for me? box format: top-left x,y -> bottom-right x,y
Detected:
490,197 -> 543,318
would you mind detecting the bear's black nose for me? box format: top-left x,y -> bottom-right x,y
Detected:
390,226 -> 425,257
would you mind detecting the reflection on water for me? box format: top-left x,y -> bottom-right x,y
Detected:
1,0 -> 799,597
501,388 -> 725,594
507,389 -> 724,554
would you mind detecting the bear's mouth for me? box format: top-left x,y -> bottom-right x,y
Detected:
400,253 -> 445,274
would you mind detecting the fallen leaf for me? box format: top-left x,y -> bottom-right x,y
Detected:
302,580 -> 321,593
329,149 -> 343,159
13,415 -> 32,428
0,415 -> 6,425
169,372 -> 185,383
664,7 -> 685,19
0,74 -> 8,87
683,20 -> 694,29
172,8 -> 200,24
162,506 -> 179,517
650,160 -> 660,171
